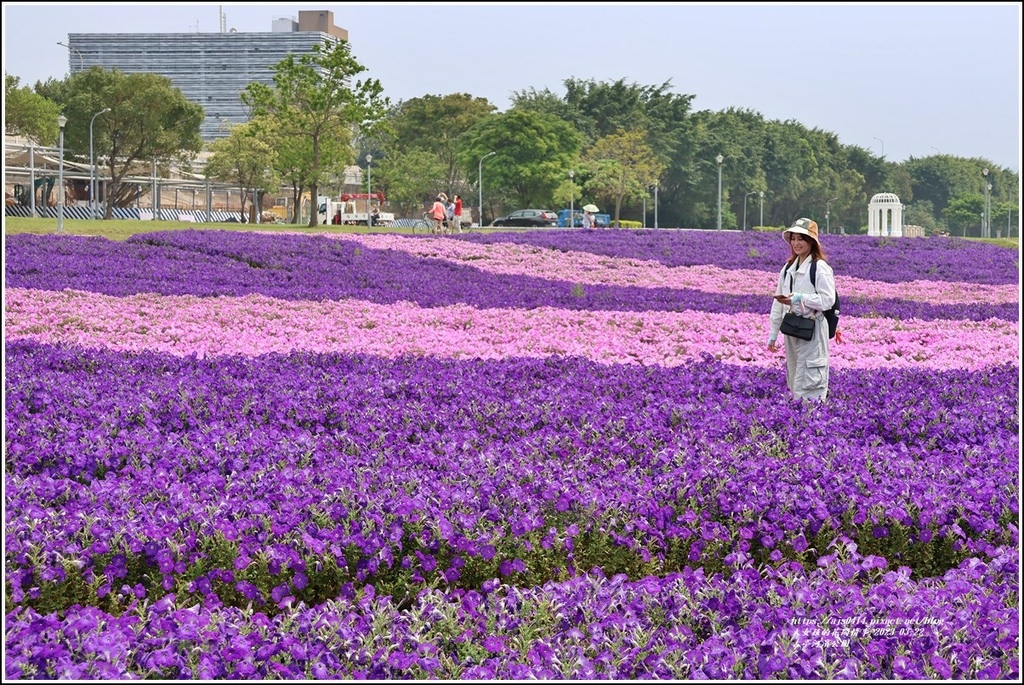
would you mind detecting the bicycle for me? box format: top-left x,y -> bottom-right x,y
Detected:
412,212 -> 433,233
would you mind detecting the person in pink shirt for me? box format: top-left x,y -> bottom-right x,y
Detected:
430,194 -> 447,234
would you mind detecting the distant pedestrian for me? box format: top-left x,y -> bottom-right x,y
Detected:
445,197 -> 456,233
452,194 -> 463,232
430,195 -> 447,234
581,210 -> 593,229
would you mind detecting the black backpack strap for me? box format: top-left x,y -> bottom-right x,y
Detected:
810,258 -> 818,292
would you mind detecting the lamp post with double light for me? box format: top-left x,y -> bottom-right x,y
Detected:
478,151 -> 496,227
982,168 -> 990,238
57,114 -> 67,232
986,183 -> 992,238
90,107 -> 111,219
365,154 -> 373,225
873,137 -> 884,157
715,154 -> 723,230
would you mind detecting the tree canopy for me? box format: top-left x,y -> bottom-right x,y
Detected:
204,120 -> 280,223
4,74 -> 62,143
242,41 -> 389,226
5,62 -> 1018,234
458,109 -> 583,212
51,67 -> 204,218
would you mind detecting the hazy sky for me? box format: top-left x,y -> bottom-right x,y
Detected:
3,2 -> 1021,171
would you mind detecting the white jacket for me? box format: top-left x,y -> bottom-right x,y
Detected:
768,256 -> 836,401
768,257 -> 836,343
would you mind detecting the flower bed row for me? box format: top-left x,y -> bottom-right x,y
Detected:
7,546 -> 1017,680
330,232 -> 1022,305
7,343 -> 1017,612
451,229 -> 1019,285
4,232 -> 1017,321
6,288 -> 1018,370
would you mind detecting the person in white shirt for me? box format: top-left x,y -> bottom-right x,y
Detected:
767,218 -> 840,401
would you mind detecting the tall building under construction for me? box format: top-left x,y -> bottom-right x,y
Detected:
66,9 -> 348,141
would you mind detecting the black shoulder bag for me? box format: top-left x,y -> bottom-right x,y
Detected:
779,269 -> 815,341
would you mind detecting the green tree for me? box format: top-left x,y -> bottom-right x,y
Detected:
904,155 -> 1019,225
459,109 -> 583,213
4,74 -> 61,142
30,76 -> 72,107
57,67 -> 204,218
992,201 -> 1018,238
584,129 -> 666,227
242,41 -> 388,227
512,85 -> 594,143
516,78 -> 695,227
274,127 -> 352,224
942,194 -> 986,238
204,120 -> 280,223
272,132 -> 318,224
384,93 -> 495,194
905,200 -> 939,235
373,148 -> 447,218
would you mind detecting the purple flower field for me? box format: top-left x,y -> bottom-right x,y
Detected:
4,229 -> 1019,679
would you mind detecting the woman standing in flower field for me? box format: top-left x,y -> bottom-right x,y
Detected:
767,218 -> 839,401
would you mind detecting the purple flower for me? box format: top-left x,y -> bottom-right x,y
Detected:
483,635 -> 506,654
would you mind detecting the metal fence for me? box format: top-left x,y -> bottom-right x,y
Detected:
4,204 -> 241,223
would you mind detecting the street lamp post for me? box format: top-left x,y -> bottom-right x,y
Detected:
568,169 -> 575,228
365,154 -> 373,225
715,154 -> 723,230
873,137 -> 885,157
89,107 -> 111,219
826,197 -> 838,234
742,191 -> 756,230
984,182 -> 991,237
478,151 -> 496,227
654,185 -> 659,229
57,41 -> 83,70
982,168 -> 989,238
57,114 -> 67,232
758,191 -> 764,228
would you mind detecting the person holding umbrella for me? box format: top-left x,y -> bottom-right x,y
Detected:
582,203 -> 599,229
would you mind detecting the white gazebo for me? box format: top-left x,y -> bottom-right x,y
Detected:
867,192 -> 904,237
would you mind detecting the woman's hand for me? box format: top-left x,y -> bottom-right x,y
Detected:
768,339 -> 781,353
774,293 -> 792,306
